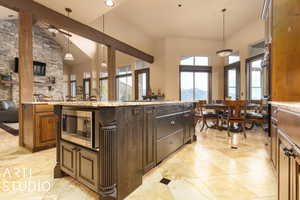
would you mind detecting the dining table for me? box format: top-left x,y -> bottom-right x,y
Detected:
199,103 -> 262,132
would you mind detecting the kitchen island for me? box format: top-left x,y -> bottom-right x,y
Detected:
52,101 -> 196,200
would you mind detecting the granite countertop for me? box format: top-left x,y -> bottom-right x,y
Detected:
22,101 -> 196,107
269,101 -> 300,113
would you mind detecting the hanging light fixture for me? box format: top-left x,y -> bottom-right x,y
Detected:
101,15 -> 107,68
64,8 -> 74,61
216,8 -> 233,57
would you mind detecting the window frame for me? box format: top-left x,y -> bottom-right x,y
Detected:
224,62 -> 241,100
246,53 -> 264,100
180,56 -> 209,66
179,65 -> 212,102
99,77 -> 108,101
70,80 -> 77,97
134,68 -> 150,100
116,73 -> 133,101
83,78 -> 91,100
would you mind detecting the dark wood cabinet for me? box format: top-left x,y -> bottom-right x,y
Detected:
77,147 -> 99,192
183,111 -> 194,144
60,140 -> 99,192
55,102 -> 196,200
117,107 -> 143,200
60,141 -> 76,177
143,106 -> 156,173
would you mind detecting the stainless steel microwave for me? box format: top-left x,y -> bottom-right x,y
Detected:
61,109 -> 99,149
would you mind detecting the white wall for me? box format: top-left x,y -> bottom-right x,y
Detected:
225,19 -> 265,99
163,37 -> 224,100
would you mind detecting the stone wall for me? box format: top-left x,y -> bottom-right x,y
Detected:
0,20 -> 67,104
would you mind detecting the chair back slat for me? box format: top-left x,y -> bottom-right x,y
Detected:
224,100 -> 248,119
195,100 -> 207,116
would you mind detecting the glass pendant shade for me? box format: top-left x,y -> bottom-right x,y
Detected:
64,52 -> 74,61
216,49 -> 233,57
216,8 -> 233,57
101,62 -> 107,67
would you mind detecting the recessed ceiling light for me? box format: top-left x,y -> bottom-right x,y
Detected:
105,0 -> 115,7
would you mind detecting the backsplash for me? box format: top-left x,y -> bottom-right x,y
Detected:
0,20 -> 67,104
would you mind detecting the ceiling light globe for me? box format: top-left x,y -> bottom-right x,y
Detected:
64,53 -> 74,61
105,0 -> 115,7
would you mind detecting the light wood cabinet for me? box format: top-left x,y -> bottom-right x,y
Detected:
22,104 -> 57,152
278,141 -> 290,200
35,112 -> 57,148
271,119 -> 278,170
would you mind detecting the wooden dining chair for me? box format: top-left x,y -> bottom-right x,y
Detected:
224,100 -> 248,138
194,100 -> 219,132
246,99 -> 265,130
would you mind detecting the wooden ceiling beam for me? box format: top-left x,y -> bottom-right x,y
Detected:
0,0 -> 154,63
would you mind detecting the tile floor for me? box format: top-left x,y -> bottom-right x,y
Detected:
0,126 -> 277,200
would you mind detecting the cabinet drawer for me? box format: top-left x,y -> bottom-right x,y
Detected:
35,104 -> 54,113
156,105 -> 183,117
156,114 -> 183,139
157,130 -> 184,163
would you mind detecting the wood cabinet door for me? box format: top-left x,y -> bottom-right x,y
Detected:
76,147 -> 98,192
279,143 -> 290,200
35,112 -> 57,147
271,121 -> 278,170
143,107 -> 156,173
118,107 -> 143,200
60,141 -> 76,177
183,112 -> 193,143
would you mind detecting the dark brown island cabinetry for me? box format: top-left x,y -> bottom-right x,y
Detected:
53,102 -> 196,200
270,103 -> 300,200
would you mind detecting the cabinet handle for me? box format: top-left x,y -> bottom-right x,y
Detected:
171,121 -> 175,125
72,147 -> 77,151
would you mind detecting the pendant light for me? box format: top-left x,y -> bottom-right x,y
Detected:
101,15 -> 107,68
64,8 -> 74,61
216,8 -> 233,57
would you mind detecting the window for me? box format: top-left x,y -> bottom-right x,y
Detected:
224,62 -> 240,100
250,60 -> 263,100
136,60 -> 149,70
228,55 -> 240,64
135,68 -> 149,100
180,56 -> 209,66
70,80 -> 76,97
246,54 -> 264,100
99,72 -> 108,101
116,65 -> 132,101
180,66 -> 211,101
228,69 -> 237,99
83,78 -> 91,100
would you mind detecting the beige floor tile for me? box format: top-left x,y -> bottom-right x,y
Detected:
0,126 -> 277,200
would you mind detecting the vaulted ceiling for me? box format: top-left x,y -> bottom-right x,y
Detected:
110,0 -> 264,40
33,0 -> 125,24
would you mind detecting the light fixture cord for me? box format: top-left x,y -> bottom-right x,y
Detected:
102,15 -> 105,64
222,9 -> 225,49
